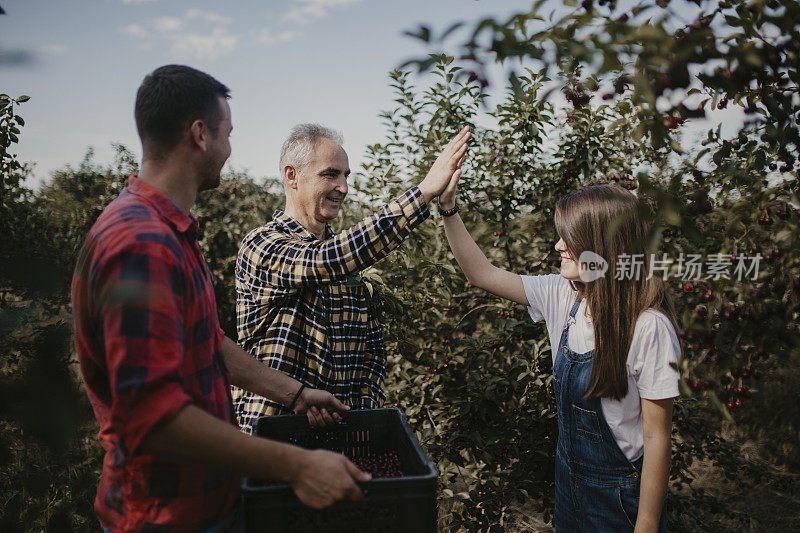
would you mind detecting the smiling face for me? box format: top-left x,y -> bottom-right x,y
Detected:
555,236 -> 581,281
287,137 -> 350,232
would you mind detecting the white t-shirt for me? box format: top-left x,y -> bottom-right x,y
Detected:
521,274 -> 680,461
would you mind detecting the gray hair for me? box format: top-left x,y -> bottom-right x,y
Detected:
279,123 -> 344,175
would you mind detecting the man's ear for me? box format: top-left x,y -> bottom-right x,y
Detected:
189,119 -> 208,152
284,165 -> 298,190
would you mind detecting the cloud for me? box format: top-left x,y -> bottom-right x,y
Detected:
121,23 -> 151,39
119,9 -> 237,61
186,9 -> 232,25
172,29 -> 237,61
252,0 -> 363,47
256,28 -> 303,45
151,16 -> 184,32
283,0 -> 364,25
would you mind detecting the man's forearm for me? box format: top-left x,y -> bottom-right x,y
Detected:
222,336 -> 298,407
139,403 -> 306,482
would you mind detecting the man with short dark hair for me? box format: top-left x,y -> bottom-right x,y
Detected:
233,123 -> 469,433
72,65 -> 369,533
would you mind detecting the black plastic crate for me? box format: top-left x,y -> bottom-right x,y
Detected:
241,407 -> 439,533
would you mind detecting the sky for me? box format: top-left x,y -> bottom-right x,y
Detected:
2,0 -> 744,188
1,0 -> 538,186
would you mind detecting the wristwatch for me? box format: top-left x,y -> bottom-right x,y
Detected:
438,202 -> 460,217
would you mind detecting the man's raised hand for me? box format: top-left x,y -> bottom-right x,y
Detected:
418,126 -> 470,203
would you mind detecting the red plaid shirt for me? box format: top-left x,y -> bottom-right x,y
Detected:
71,176 -> 239,532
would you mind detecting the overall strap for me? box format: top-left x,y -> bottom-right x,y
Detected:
563,298 -> 582,332
569,298 -> 582,318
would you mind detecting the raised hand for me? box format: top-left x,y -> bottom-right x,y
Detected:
417,126 -> 470,203
438,154 -> 464,211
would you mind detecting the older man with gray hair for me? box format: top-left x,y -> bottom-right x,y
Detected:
232,123 -> 470,433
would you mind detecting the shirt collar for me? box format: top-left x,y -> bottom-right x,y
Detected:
127,175 -> 198,235
272,210 -> 334,241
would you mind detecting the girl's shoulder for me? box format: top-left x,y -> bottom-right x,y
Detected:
520,274 -> 577,324
520,273 -> 573,297
628,308 -> 682,397
633,308 -> 677,336
628,308 -> 681,367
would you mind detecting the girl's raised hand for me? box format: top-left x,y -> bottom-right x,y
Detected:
438,155 -> 464,211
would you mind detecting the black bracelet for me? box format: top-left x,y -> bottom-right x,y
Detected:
438,202 -> 460,217
288,383 -> 306,411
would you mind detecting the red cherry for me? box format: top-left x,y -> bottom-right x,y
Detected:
684,282 -> 694,292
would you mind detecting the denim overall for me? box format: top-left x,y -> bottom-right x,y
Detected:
553,299 -> 667,532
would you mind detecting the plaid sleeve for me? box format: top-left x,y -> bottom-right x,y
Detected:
94,240 -> 192,456
239,187 -> 429,290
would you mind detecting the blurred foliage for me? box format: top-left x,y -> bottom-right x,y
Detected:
1,95 -> 105,532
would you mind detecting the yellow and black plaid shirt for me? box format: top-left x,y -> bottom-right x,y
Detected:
232,187 -> 429,433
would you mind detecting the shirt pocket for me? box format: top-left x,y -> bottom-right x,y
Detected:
572,404 -> 603,443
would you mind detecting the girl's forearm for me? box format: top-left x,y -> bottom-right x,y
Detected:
635,437 -> 670,532
442,213 -> 494,286
443,214 -> 529,305
636,397 -> 674,532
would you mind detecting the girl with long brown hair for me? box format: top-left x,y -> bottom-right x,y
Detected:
438,175 -> 679,532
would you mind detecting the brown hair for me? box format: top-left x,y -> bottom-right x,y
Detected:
554,184 -> 678,400
135,65 -> 230,159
